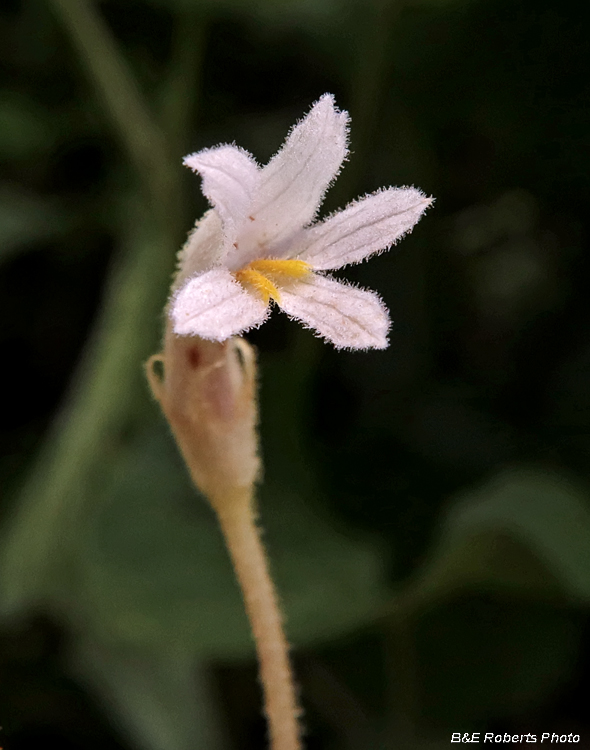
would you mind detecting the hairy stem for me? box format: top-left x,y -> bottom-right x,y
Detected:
212,488 -> 302,750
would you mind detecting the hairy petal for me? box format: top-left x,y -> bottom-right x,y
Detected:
171,267 -> 268,341
278,274 -> 390,350
297,188 -> 432,270
183,146 -> 259,248
246,94 -> 349,253
173,209 -> 224,290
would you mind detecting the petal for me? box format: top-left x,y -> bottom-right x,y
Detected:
278,274 -> 390,350
247,94 -> 349,251
183,145 -> 259,246
171,267 -> 269,341
173,209 -> 224,290
296,187 -> 432,270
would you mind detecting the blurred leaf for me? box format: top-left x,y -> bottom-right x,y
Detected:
407,0 -> 477,5
128,0 -> 347,26
0,185 -> 65,261
81,425 -> 389,656
387,467 -> 590,728
0,209 -> 175,620
70,639 -> 228,750
408,467 -> 590,607
413,595 -> 582,727
450,190 -> 539,256
0,93 -> 55,160
2,422 -> 390,659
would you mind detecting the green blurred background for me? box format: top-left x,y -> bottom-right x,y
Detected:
2,0 -> 590,748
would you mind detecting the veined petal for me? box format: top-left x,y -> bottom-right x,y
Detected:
247,94 -> 349,251
171,267 -> 269,341
297,187 -> 432,270
183,145 -> 259,247
278,274 -> 390,350
173,209 -> 224,290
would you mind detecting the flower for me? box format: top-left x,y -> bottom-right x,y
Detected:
171,94 -> 432,350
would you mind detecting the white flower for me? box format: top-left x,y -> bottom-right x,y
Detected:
171,94 -> 432,350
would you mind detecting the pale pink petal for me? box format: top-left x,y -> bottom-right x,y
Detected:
173,209 -> 224,290
278,274 -> 390,350
246,94 -> 349,253
171,267 -> 269,341
183,146 -> 259,246
296,188 -> 432,270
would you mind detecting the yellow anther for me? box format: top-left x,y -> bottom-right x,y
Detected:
248,258 -> 311,279
235,258 -> 311,304
235,268 -> 280,304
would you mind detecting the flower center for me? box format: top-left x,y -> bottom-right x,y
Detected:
234,258 -> 311,304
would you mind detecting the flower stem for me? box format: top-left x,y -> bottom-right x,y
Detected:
211,486 -> 302,750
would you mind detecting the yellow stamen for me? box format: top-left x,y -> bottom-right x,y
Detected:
248,258 -> 311,279
235,258 -> 312,304
235,268 -> 280,304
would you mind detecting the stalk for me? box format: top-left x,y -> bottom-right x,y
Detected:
213,487 -> 301,750
147,333 -> 302,750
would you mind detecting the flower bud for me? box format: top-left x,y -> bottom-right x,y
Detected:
146,329 -> 260,504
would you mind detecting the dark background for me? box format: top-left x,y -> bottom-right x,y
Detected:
1,0 -> 590,748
